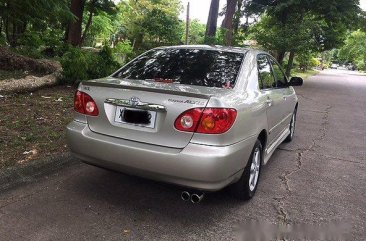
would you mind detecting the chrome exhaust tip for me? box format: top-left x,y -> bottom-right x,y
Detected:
191,193 -> 204,203
181,191 -> 191,201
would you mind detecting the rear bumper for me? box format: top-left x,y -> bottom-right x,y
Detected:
66,121 -> 256,191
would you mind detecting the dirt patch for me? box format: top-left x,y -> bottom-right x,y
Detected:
0,86 -> 75,169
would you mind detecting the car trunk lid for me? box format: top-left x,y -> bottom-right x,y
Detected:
81,77 -> 217,148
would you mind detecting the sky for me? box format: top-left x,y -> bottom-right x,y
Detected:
180,0 -> 225,24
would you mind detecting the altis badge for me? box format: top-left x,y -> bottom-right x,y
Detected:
168,98 -> 205,105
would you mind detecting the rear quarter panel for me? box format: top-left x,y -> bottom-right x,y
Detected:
190,51 -> 268,147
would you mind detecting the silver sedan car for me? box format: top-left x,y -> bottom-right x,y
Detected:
67,45 -> 303,202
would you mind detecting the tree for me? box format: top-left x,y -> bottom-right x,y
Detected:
247,0 -> 361,74
251,14 -> 316,75
81,0 -> 116,45
221,0 -> 237,46
205,0 -> 220,44
118,0 -> 183,51
66,0 -> 116,46
0,0 -> 71,47
187,19 -> 206,44
338,30 -> 366,70
67,0 -> 86,46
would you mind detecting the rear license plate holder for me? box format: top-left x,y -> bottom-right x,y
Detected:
114,106 -> 157,129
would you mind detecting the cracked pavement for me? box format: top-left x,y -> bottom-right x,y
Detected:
0,69 -> 365,240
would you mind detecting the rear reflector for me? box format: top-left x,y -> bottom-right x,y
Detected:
174,108 -> 237,134
74,91 -> 99,116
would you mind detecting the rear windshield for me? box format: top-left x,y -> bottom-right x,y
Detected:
113,48 -> 245,88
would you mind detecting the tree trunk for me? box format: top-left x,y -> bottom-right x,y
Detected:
277,51 -> 286,66
80,0 -> 96,46
286,51 -> 295,77
221,0 -> 237,46
233,0 -> 244,36
204,0 -> 220,44
133,33 -> 144,51
0,18 -> 3,34
67,0 -> 86,46
5,19 -> 27,47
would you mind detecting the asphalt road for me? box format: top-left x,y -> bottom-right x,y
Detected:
0,70 -> 365,241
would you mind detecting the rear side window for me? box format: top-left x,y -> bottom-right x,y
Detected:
257,55 -> 276,89
269,57 -> 288,88
114,48 -> 245,88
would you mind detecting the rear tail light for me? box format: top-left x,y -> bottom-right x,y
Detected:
174,108 -> 237,134
74,91 -> 99,116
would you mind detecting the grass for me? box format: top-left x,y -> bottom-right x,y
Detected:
0,86 -> 75,168
291,69 -> 319,80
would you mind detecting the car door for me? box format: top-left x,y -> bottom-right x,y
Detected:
268,57 -> 295,134
257,54 -> 285,146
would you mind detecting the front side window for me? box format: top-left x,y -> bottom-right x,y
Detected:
269,57 -> 288,88
114,48 -> 245,88
257,55 -> 276,89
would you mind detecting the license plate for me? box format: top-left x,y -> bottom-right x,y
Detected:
114,106 -> 157,128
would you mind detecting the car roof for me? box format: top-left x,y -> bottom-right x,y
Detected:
154,45 -> 254,54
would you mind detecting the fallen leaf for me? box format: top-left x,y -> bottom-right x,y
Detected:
23,149 -> 37,155
19,149 -> 39,164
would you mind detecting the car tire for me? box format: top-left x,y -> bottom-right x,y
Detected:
230,140 -> 262,200
284,109 -> 297,143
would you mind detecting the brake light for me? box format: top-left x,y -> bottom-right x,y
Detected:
74,91 -> 99,116
174,108 -> 203,132
174,108 -> 237,134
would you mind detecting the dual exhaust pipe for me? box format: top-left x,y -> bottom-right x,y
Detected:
181,191 -> 204,203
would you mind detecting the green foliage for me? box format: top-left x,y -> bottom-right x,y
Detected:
84,11 -> 115,46
338,30 -> 366,70
87,45 -> 119,79
114,39 -> 133,63
60,48 -> 90,84
185,19 -> 206,44
250,14 -> 316,54
295,51 -> 320,71
60,45 -> 119,84
247,0 -> 361,73
0,0 -> 72,47
118,0 -> 184,50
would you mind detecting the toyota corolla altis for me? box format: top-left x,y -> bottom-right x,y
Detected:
67,45 -> 303,202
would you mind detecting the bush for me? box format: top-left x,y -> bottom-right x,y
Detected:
310,57 -> 321,68
60,46 -> 120,85
87,46 -> 120,79
113,40 -> 133,64
60,47 -> 90,84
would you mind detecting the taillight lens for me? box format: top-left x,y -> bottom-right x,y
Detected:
74,90 -> 99,116
174,108 -> 203,132
174,108 -> 237,134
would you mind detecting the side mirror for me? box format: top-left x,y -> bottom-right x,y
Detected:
289,77 -> 303,86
